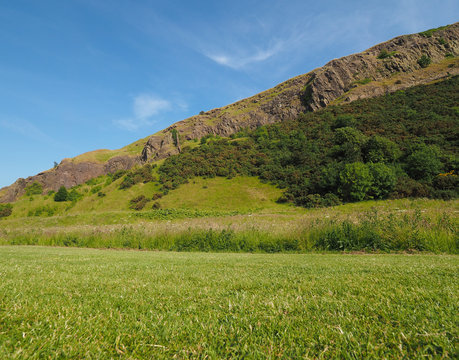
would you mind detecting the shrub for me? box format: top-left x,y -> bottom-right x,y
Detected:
112,170 -> 127,181
171,128 -> 179,147
417,55 -> 432,68
331,115 -> 356,129
377,49 -> 396,59
68,189 -> 83,202
339,162 -> 372,201
54,186 -> 69,202
24,182 -> 43,196
0,204 -> 13,218
332,127 -> 367,162
27,205 -> 56,217
368,163 -> 397,199
405,144 -> 443,182
119,175 -> 135,190
129,195 -> 149,211
364,136 -> 401,163
152,193 -> 163,200
90,185 -> 102,194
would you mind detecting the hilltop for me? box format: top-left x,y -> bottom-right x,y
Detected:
1,23 -> 458,203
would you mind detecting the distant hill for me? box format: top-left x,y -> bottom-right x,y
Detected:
1,23 -> 458,203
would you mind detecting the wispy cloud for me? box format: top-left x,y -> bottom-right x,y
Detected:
133,94 -> 171,119
204,41 -> 285,69
0,118 -> 53,142
114,94 -> 176,132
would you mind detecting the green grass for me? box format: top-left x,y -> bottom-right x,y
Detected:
0,246 -> 457,359
419,25 -> 451,38
159,177 -> 285,211
8,176 -> 288,218
2,200 -> 457,253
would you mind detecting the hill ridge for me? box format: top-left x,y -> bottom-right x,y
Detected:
1,23 -> 458,203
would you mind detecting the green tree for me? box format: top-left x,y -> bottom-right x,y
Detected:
405,145 -> 443,182
332,127 -> 367,162
339,162 -> 373,201
364,135 -> 401,163
54,186 -> 69,202
368,163 -> 397,199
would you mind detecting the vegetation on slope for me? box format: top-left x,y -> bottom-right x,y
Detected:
158,76 -> 459,207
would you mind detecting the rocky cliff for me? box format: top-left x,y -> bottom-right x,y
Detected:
1,23 -> 458,203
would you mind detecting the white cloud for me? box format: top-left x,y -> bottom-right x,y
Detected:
133,94 -> 171,119
114,93 -> 178,132
204,41 -> 284,70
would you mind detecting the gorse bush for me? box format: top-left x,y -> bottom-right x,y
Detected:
54,186 -> 69,202
0,204 -> 13,218
417,55 -> 432,68
119,164 -> 155,190
24,182 -> 43,196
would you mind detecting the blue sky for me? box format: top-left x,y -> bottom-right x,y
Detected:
0,0 -> 458,188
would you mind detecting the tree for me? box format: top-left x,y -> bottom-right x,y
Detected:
368,163 -> 397,199
364,136 -> 401,163
405,144 -> 443,182
332,127 -> 367,162
54,186 -> 68,202
339,162 -> 373,201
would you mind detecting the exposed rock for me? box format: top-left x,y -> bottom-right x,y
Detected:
0,156 -> 141,203
141,23 -> 459,162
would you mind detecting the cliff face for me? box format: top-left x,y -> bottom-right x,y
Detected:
0,156 -> 139,203
140,23 -> 459,163
1,23 -> 458,203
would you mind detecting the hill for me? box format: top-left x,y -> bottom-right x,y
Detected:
1,23 -> 458,203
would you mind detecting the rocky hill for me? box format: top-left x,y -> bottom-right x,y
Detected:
1,23 -> 458,203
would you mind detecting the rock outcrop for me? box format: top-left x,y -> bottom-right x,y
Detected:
0,155 -> 140,203
1,23 -> 458,203
141,23 -> 459,162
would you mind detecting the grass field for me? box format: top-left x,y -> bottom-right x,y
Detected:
0,246 -> 457,359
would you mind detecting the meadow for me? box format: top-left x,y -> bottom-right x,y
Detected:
0,246 -> 457,359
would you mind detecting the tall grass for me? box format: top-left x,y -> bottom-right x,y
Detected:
1,209 -> 457,253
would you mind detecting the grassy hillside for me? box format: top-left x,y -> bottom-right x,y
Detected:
1,247 -> 457,358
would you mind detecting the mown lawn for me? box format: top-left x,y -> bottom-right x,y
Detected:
0,246 -> 457,359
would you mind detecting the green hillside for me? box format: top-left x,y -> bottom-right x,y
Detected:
1,77 -> 458,254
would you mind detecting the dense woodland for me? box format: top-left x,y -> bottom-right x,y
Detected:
157,76 -> 458,207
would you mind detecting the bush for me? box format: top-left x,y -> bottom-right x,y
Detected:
368,163 -> 397,199
417,55 -> 432,68
405,144 -> 443,182
339,162 -> 372,201
0,204 -> 13,218
54,186 -> 69,202
363,136 -> 401,163
129,195 -> 149,211
152,193 -> 163,200
24,182 -> 43,196
377,49 -> 396,59
68,189 -> 83,202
